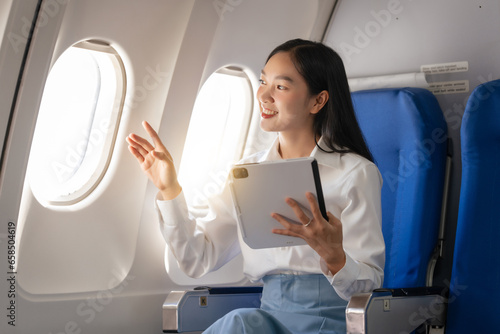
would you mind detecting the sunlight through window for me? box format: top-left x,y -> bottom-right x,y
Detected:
28,41 -> 125,205
167,67 -> 253,285
178,67 -> 253,213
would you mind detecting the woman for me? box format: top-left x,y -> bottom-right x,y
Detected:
127,39 -> 385,333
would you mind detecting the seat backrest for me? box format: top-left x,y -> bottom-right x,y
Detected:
352,87 -> 448,288
446,79 -> 500,333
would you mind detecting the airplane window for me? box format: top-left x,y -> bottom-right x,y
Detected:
168,67 -> 253,285
27,40 -> 125,205
178,67 -> 252,214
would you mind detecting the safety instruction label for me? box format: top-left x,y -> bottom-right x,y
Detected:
428,80 -> 469,95
421,61 -> 469,75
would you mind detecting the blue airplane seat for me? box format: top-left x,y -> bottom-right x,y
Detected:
445,79 -> 500,333
351,87 -> 448,289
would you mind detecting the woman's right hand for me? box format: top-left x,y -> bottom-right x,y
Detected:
126,121 -> 182,200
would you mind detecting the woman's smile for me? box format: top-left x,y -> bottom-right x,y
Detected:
261,106 -> 278,118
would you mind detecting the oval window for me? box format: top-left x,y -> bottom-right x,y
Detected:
167,67 -> 253,285
178,67 -> 253,212
28,40 -> 126,205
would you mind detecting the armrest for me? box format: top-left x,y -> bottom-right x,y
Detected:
346,287 -> 447,334
162,286 -> 263,333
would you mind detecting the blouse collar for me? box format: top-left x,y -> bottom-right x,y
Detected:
260,136 -> 341,168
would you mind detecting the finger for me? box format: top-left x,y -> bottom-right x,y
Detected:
126,134 -> 151,157
125,133 -> 142,150
127,136 -> 149,159
285,197 -> 312,225
143,121 -> 165,149
142,121 -> 176,163
305,192 -> 326,222
327,211 -> 342,228
272,227 -> 302,238
152,150 -> 172,163
128,145 -> 145,163
126,135 -> 146,156
271,213 -> 303,238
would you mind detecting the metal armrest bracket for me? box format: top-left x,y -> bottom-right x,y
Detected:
346,287 -> 447,334
163,286 -> 263,333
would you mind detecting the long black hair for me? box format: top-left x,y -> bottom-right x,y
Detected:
266,39 -> 374,162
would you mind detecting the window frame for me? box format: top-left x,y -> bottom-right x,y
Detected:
177,66 -> 254,212
28,39 -> 126,206
166,66 -> 254,286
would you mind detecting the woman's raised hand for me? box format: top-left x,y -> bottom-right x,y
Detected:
126,121 -> 182,200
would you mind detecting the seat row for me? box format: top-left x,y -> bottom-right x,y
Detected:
346,79 -> 500,333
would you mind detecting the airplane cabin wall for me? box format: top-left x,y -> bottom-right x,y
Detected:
0,0 -> 16,160
0,0 -> 12,37
324,0 -> 500,286
1,1 -> 336,333
0,0 -> 39,186
17,0 -> 198,296
2,0 -> 195,333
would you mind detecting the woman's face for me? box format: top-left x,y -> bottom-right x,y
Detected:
257,52 -> 320,136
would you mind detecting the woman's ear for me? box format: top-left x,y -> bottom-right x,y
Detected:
310,90 -> 329,114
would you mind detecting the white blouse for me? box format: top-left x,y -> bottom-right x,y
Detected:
156,137 -> 385,301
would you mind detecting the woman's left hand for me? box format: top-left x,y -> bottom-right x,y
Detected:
271,192 -> 346,275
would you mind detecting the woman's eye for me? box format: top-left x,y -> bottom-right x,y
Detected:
259,79 -> 266,85
277,85 -> 285,90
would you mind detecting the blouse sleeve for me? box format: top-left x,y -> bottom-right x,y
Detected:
320,163 -> 385,301
155,179 -> 241,278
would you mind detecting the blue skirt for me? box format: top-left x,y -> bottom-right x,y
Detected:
203,274 -> 348,334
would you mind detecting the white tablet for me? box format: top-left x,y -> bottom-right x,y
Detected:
229,157 -> 326,249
